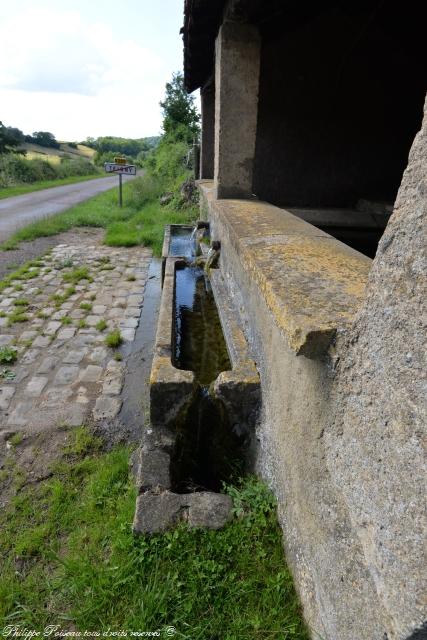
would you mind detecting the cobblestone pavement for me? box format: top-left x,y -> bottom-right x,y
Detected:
0,235 -> 152,433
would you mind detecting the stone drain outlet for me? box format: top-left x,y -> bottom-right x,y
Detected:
133,226 -> 260,534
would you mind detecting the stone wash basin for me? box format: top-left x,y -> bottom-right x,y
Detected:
133,249 -> 260,535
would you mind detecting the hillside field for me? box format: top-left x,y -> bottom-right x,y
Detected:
20,142 -> 96,164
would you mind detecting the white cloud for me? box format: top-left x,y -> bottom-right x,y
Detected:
0,7 -> 171,138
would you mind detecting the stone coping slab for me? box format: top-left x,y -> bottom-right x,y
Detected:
198,180 -> 372,357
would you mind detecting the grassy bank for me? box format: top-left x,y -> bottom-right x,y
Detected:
1,179 -> 198,256
0,173 -> 103,200
0,428 -> 309,638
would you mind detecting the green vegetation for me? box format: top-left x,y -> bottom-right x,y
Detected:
95,318 -> 107,332
105,329 -> 122,348
0,154 -> 99,190
0,121 -> 100,194
13,298 -> 29,307
0,427 -> 308,637
0,346 -> 18,364
51,286 -> 76,308
77,319 -> 87,329
0,262 -> 41,291
1,71 -> 200,256
63,266 -> 91,284
79,302 -> 92,312
60,316 -> 72,325
84,135 -> 159,167
8,433 -> 24,446
7,311 -> 29,326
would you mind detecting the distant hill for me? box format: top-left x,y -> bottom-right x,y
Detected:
20,142 -> 96,165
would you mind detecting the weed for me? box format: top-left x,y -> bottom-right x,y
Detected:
63,426 -> 102,458
13,298 -> 29,307
13,284 -> 24,292
89,294 -> 96,301
126,275 -> 136,281
8,433 -> 24,446
113,351 -> 122,361
79,302 -> 92,312
60,316 -> 72,325
7,311 -> 29,326
77,319 -> 87,329
51,286 -> 76,307
63,266 -> 92,284
0,368 -> 16,380
105,329 -> 122,348
0,346 -> 18,364
95,319 -> 107,332
0,311 -> 6,317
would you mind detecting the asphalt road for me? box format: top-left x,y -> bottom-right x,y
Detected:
0,174 -> 136,243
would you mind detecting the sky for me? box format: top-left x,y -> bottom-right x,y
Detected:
0,0 -> 191,141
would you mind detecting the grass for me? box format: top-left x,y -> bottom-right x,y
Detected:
51,286 -> 76,308
95,318 -> 107,332
8,433 -> 24,446
0,346 -> 18,364
1,181 -> 198,257
7,311 -> 29,326
79,302 -> 92,311
0,427 -> 308,638
63,266 -> 91,284
105,329 -> 122,348
0,262 -> 40,292
0,174 -> 102,200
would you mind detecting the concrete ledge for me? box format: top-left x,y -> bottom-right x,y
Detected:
199,180 -> 371,357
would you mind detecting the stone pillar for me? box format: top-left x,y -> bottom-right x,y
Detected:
214,22 -> 260,199
200,83 -> 215,179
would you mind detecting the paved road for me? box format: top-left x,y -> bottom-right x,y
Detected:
0,174 -> 136,242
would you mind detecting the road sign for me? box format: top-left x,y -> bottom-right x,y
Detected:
104,163 -> 136,175
104,162 -> 137,207
114,157 -> 127,165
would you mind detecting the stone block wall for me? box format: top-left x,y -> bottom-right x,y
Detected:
196,96 -> 426,639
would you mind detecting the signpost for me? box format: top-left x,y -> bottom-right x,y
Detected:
104,158 -> 136,207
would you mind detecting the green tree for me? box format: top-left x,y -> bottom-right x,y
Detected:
29,131 -> 60,149
160,72 -> 200,142
0,122 -> 24,154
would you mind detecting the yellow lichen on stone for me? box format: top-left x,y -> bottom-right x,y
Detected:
198,182 -> 372,357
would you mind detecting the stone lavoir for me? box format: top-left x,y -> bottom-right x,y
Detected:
133,224 -> 260,532
177,1 -> 426,639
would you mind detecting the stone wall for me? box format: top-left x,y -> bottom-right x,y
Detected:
325,96 -> 427,639
197,91 -> 426,638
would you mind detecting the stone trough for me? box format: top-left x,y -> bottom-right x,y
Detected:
133,226 -> 260,534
